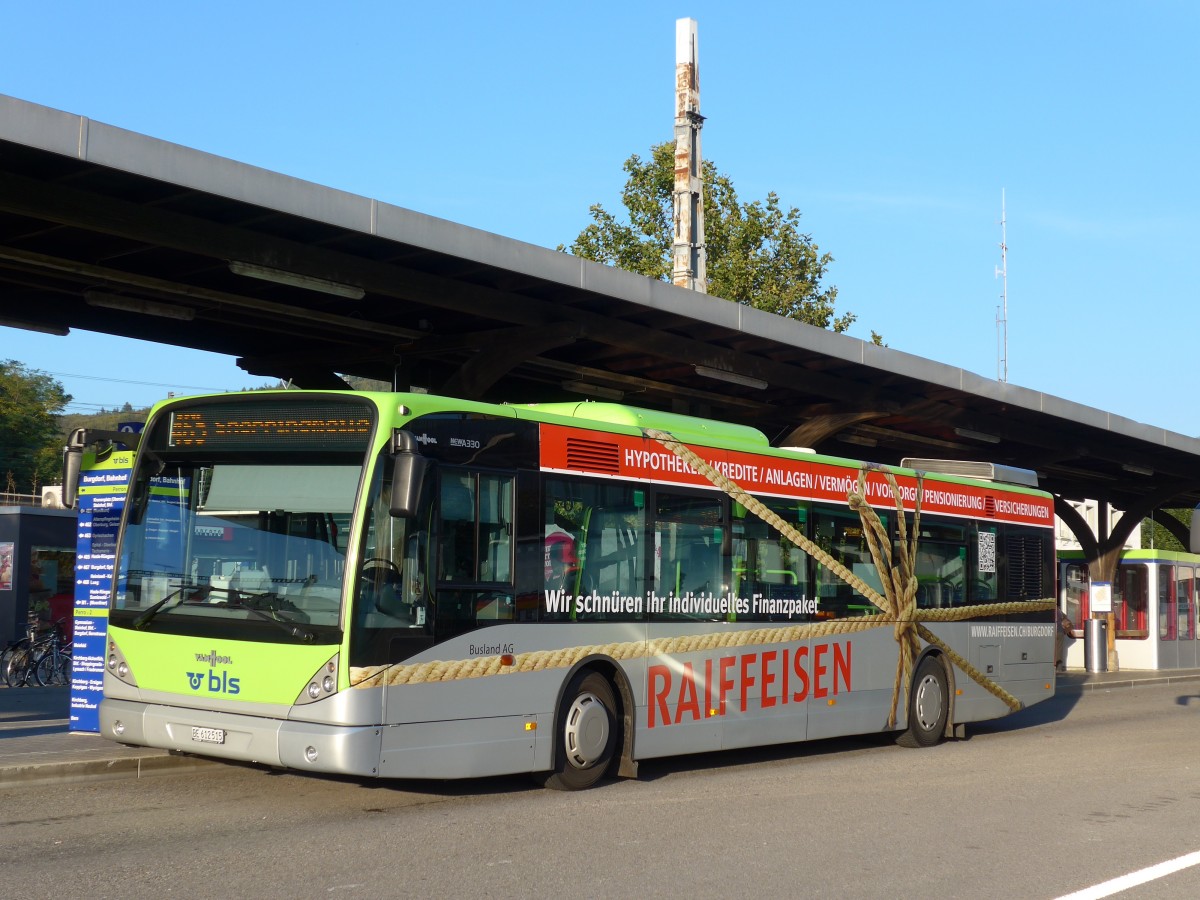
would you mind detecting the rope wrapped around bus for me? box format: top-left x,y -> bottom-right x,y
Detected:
351,428 -> 1055,732
640,429 -> 1053,726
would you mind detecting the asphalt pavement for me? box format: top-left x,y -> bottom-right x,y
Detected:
4,667 -> 1200,789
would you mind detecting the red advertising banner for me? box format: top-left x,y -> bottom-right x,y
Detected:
539,423 -> 1054,528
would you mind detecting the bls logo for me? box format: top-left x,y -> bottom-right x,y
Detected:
185,670 -> 241,695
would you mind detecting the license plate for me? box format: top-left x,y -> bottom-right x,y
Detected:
191,726 -> 225,745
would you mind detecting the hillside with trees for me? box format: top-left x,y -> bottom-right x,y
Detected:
1,361 -> 71,494
2,362 -> 297,494
58,404 -> 150,441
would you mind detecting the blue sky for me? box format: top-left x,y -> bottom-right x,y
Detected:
2,1 -> 1197,435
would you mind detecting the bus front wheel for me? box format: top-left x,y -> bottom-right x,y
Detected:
897,656 -> 949,748
543,670 -> 618,791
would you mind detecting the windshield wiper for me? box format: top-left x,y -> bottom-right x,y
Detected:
224,590 -> 315,643
133,584 -> 210,629
134,584 -> 316,642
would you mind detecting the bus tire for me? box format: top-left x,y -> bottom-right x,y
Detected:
543,670 -> 618,791
897,655 -> 948,748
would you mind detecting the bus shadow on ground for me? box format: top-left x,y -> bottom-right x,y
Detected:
215,689 -> 1085,798
969,685 -> 1081,736
329,736 -> 898,796
631,681 -> 1085,781
243,738 -> 896,797
627,731 -> 904,785
629,696 -> 1081,784
359,705 -> 1073,796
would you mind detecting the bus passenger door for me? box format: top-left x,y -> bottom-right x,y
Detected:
434,468 -> 516,642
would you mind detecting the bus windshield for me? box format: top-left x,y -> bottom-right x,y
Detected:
110,397 -> 376,643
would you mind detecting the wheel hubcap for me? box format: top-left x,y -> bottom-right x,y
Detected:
564,691 -> 609,769
913,674 -> 943,731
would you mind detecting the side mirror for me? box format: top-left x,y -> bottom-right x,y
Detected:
60,427 -> 142,510
389,430 -> 428,518
61,433 -> 84,510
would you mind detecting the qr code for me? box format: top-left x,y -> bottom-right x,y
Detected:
977,532 -> 996,573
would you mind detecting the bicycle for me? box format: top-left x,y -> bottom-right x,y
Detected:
2,623 -> 38,688
31,619 -> 72,687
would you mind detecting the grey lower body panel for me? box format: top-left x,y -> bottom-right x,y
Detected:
99,698 -> 384,777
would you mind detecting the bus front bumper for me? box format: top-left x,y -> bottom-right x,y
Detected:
99,698 -> 384,777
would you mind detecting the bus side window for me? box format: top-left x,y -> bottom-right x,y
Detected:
678,540 -> 717,596
544,531 -> 578,592
541,477 -> 646,622
731,499 -> 809,622
653,492 -> 724,620
583,507 -> 642,599
812,507 -> 887,617
912,522 -> 966,608
477,474 -> 512,583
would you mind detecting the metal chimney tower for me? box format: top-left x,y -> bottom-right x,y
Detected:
672,18 -> 706,292
995,189 -> 1008,382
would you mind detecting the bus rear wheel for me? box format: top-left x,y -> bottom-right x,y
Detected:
543,670 -> 618,791
897,656 -> 949,748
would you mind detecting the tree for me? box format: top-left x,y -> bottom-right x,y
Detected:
1144,509 -> 1191,552
563,141 -> 861,334
0,361 -> 71,493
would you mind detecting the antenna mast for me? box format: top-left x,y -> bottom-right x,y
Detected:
995,189 -> 1008,382
672,18 -> 706,292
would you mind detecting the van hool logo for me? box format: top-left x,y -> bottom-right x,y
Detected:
414,432 -> 437,446
187,650 -> 239,695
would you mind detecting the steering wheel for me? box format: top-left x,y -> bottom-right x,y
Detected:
361,557 -> 401,591
361,557 -> 410,619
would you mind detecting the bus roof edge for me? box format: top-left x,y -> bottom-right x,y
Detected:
900,458 -> 1040,488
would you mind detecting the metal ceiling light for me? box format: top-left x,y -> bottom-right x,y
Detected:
953,427 -> 1001,444
0,315 -> 69,336
1121,463 -> 1154,476
693,365 -> 767,390
85,291 -> 195,321
229,261 -> 366,300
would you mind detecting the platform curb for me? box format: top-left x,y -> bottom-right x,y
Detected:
0,751 -> 217,789
1055,671 -> 1200,693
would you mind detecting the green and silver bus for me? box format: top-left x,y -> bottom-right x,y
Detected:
68,390 -> 1058,789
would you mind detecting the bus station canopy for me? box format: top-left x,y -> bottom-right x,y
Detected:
1,93 -> 1197,518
